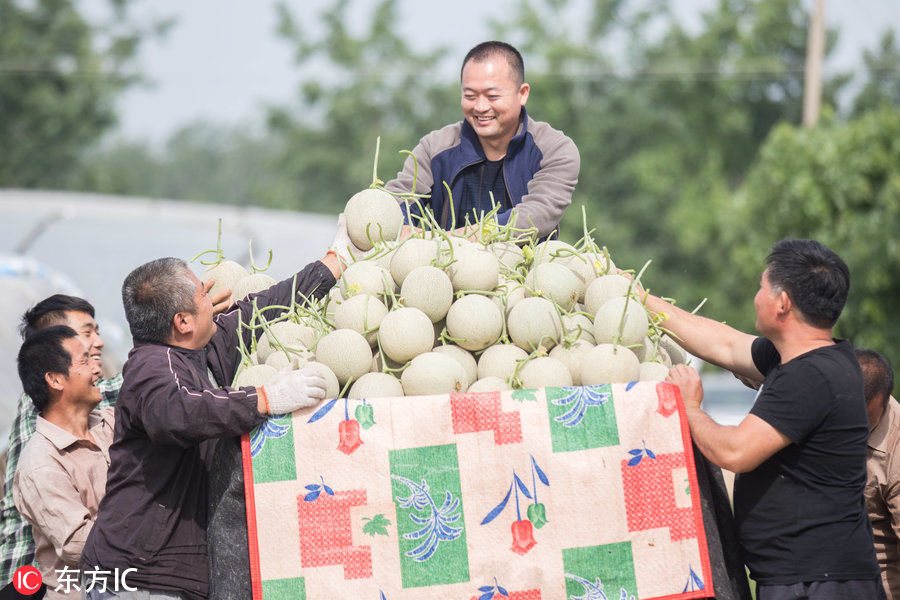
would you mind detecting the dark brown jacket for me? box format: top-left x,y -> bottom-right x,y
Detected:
81,261 -> 335,599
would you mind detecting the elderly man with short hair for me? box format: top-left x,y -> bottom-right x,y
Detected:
80,249 -> 343,600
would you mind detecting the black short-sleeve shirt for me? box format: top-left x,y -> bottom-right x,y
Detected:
733,337 -> 880,584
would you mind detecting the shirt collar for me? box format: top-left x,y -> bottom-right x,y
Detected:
35,410 -> 110,451
868,396 -> 899,452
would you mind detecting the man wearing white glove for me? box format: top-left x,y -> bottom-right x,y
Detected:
81,251 -> 342,600
259,366 -> 327,414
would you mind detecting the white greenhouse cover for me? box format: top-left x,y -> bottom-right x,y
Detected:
0,189 -> 338,446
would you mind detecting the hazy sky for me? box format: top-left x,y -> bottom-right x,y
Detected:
111,0 -> 899,143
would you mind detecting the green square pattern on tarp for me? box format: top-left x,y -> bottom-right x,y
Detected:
545,384 -> 620,452
262,576 -> 305,600
389,443 -> 470,588
250,415 -> 297,484
563,542 -> 638,600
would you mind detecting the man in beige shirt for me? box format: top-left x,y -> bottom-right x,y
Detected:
13,325 -> 115,598
858,348 -> 900,599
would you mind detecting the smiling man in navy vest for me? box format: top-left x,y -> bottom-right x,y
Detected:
384,41 -> 580,240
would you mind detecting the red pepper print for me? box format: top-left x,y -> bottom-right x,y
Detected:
510,519 -> 536,555
337,419 -> 363,454
656,382 -> 680,418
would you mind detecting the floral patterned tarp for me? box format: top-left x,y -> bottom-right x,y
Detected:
241,381 -> 713,600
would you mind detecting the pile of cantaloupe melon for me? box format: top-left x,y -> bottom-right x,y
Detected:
195,141 -> 688,398
195,187 -> 686,400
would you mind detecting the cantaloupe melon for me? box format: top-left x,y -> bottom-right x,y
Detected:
315,329 -> 373,385
401,352 -> 467,396
445,294 -> 503,352
348,372 -> 404,398
345,188 -> 404,251
377,307 -> 435,363
580,344 -> 640,385
400,265 -> 453,323
467,377 -> 512,393
507,297 -> 562,352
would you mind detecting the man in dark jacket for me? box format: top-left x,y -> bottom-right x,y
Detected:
80,251 -> 342,599
384,41 -> 580,240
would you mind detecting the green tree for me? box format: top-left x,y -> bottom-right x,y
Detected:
73,139 -> 166,196
266,0 -> 459,212
73,122 -> 290,207
0,0 -> 167,187
852,30 -> 900,116
717,106 -> 900,366
484,0 -> 851,321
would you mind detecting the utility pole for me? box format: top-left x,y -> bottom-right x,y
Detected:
803,0 -> 826,127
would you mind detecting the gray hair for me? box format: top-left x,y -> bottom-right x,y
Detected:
122,257 -> 197,344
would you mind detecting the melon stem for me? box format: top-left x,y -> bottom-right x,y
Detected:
191,218 -> 227,266
614,260 -> 652,348
339,377 -> 354,399
398,149 -> 418,197
552,247 -> 588,264
246,239 -> 273,274
233,312 -> 252,386
370,136 -> 381,188
376,344 -> 406,375
690,298 -> 708,314
380,273 -> 401,310
509,339 -> 551,389
363,221 -> 397,250
438,326 -> 467,346
576,205 -> 603,256
443,181 -> 457,231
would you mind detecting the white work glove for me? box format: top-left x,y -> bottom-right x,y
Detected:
259,366 -> 328,414
330,213 -> 356,261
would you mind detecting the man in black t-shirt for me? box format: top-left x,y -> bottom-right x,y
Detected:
642,239 -> 884,600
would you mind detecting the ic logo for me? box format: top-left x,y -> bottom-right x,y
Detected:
13,566 -> 41,596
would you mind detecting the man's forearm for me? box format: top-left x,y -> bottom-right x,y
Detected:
684,406 -> 746,472
644,293 -> 760,379
684,406 -> 791,474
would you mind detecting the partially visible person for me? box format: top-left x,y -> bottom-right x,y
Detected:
384,40 -> 580,240
857,348 -> 900,599
13,326 -> 113,598
641,238 -> 883,599
81,249 -> 343,599
0,295 -> 116,585
0,286 -> 232,585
